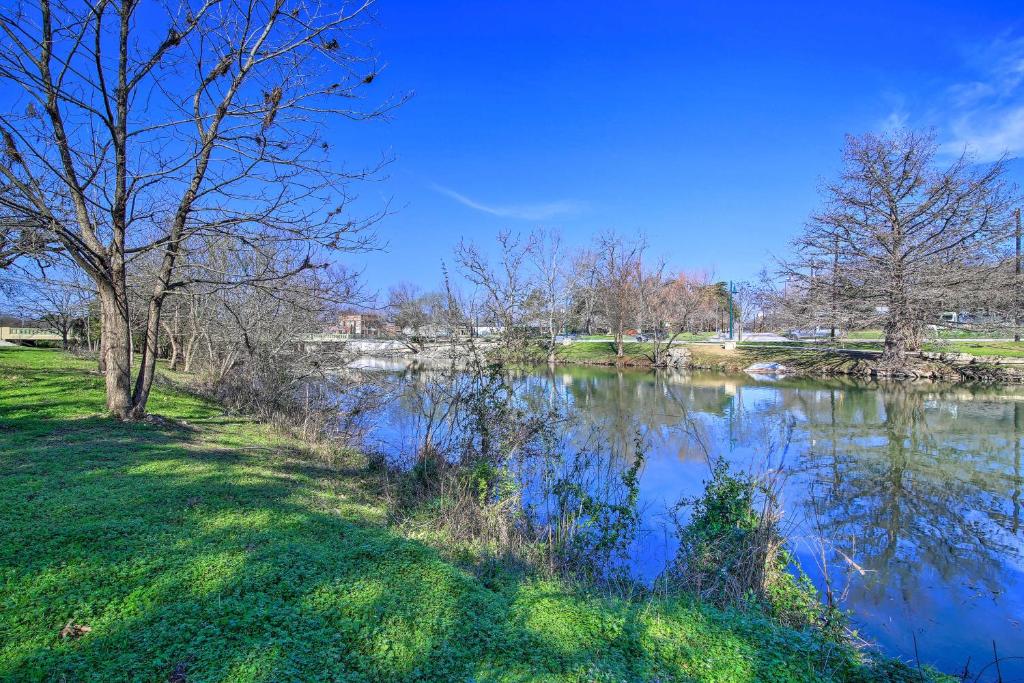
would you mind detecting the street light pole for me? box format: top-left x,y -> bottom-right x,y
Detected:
1016,207 -> 1021,342
728,280 -> 735,340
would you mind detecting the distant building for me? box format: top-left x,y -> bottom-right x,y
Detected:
331,312 -> 396,337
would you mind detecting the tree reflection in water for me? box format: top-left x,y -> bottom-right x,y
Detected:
368,362 -> 1024,677
792,383 -> 1024,674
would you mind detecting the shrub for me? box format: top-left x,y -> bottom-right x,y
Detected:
664,459 -> 846,638
547,434 -> 645,590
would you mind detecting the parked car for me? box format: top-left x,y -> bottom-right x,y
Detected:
635,334 -> 648,342
788,327 -> 843,339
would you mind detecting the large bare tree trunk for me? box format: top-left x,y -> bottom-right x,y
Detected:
98,284 -> 133,418
881,296 -> 920,368
97,316 -> 107,374
131,295 -> 166,418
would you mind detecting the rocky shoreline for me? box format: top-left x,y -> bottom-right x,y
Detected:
545,343 -> 1024,384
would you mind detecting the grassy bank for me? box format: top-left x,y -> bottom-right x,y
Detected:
547,341 -> 864,374
553,340 -> 658,365
545,339 -> 1024,382
740,339 -> 1024,358
843,328 -> 1019,340
1,349 -> 941,681
929,341 -> 1024,358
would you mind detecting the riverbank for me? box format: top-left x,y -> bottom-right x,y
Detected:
0,348 -> 949,681
543,340 -> 1024,383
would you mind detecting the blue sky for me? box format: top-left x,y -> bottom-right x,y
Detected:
339,0 -> 1024,293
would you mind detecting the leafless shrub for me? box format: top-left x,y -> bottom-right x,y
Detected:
381,353 -> 656,593
383,353 -> 565,566
195,351 -> 392,445
145,236 -> 395,447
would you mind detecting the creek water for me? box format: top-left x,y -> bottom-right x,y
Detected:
359,359 -> 1024,678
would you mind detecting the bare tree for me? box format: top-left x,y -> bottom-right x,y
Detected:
634,256 -> 667,361
568,248 -> 600,335
158,282 -> 215,374
528,228 -> 573,364
0,0 -> 397,418
1016,207 -> 1022,342
784,130 -> 1015,367
454,230 -> 534,353
983,206 -> 1024,341
647,271 -> 715,364
593,232 -> 644,359
8,272 -> 91,348
730,280 -> 762,341
160,294 -> 187,371
386,282 -> 449,352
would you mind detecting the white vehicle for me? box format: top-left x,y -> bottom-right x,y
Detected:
789,327 -> 841,339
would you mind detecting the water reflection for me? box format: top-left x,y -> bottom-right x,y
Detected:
793,383 -> 1024,674
367,363 -> 1024,677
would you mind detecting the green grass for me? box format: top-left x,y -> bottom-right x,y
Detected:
843,328 -> 1015,340
737,341 -> 883,351
0,349 -> 934,681
575,333 -> 715,342
739,338 -> 1024,360
933,341 -> 1024,358
554,341 -> 655,364
666,332 -> 717,342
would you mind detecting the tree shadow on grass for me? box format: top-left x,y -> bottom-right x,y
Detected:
741,345 -> 883,376
1,381 -> 866,681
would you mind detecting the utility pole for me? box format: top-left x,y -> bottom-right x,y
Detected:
1017,208 -> 1021,342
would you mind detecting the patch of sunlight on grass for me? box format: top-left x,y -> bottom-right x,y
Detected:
142,549 -> 249,599
196,509 -> 280,533
513,584 -> 626,657
126,458 -> 220,476
221,646 -> 285,683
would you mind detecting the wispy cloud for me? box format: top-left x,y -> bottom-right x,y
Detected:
431,184 -> 586,221
943,36 -> 1024,160
947,108 -> 1024,161
880,108 -> 908,133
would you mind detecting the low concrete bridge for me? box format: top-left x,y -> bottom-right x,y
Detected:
0,327 -> 63,343
297,333 -> 414,355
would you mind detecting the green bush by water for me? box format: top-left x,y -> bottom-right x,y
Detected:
665,460 -> 848,640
